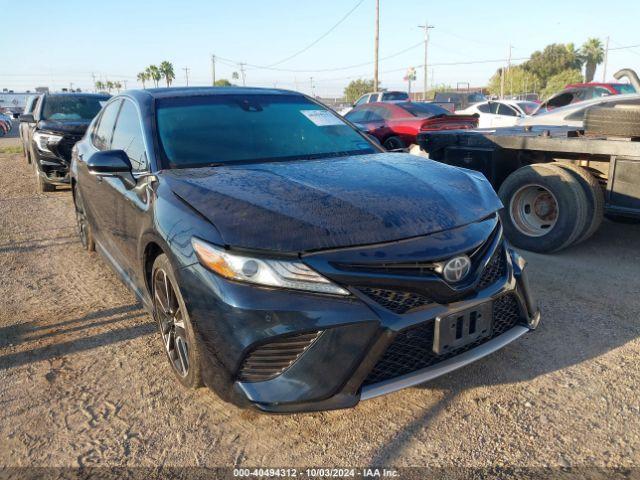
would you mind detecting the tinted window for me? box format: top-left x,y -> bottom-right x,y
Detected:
381,92 -> 409,101
354,95 -> 369,106
399,102 -> 449,117
467,93 -> 487,103
345,108 -> 370,123
111,100 -> 147,172
157,94 -> 376,168
497,104 -> 517,116
477,103 -> 491,113
516,102 -> 537,115
613,84 -> 636,94
41,95 -> 109,121
369,93 -> 380,102
489,102 -> 500,114
92,100 -> 122,150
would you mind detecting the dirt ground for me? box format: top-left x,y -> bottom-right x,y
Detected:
1,141 -> 639,473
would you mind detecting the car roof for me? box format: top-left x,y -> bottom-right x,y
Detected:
533,93 -> 640,117
125,86 -> 301,100
44,92 -> 110,97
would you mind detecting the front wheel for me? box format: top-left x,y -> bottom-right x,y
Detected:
383,136 -> 405,151
73,183 -> 95,252
152,254 -> 203,388
498,163 -> 588,253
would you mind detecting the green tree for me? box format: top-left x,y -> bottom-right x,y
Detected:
94,80 -> 105,92
147,65 -> 161,88
541,69 -> 584,99
487,66 -> 541,96
523,43 -> 583,85
137,71 -> 148,89
344,79 -> 375,103
159,61 -> 175,87
580,38 -> 605,82
214,79 -> 233,87
106,80 -> 114,93
113,81 -> 122,93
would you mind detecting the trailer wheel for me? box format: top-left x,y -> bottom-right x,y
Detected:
498,163 -> 588,253
584,105 -> 640,138
552,163 -> 604,244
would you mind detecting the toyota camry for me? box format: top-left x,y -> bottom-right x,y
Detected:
70,87 -> 540,412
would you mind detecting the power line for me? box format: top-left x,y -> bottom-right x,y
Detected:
266,0 -> 366,67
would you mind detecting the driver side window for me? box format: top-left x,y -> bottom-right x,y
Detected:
92,100 -> 122,151
110,99 -> 148,172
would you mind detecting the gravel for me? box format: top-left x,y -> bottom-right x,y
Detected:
1,148 -> 639,471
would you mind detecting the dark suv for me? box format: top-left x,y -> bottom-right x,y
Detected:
20,93 -> 110,191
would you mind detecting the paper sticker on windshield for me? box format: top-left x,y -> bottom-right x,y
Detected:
301,110 -> 343,126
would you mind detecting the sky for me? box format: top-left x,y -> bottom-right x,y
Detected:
2,0 -> 640,97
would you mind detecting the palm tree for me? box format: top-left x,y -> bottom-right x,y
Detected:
114,81 -> 122,93
231,71 -> 239,81
106,80 -> 114,93
95,80 -> 105,92
159,61 -> 175,87
147,65 -> 161,88
137,72 -> 148,89
580,38 -> 605,82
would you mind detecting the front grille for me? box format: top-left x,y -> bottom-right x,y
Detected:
362,294 -> 522,386
238,331 -> 321,382
358,287 -> 434,314
477,246 -> 507,290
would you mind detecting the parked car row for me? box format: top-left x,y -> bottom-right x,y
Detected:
15,86 -> 539,413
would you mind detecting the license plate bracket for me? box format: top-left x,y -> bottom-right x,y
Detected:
433,302 -> 493,355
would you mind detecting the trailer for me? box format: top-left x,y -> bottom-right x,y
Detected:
417,124 -> 640,252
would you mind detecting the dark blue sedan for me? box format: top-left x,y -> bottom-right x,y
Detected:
70,87 -> 540,413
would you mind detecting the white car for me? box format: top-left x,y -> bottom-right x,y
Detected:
458,100 -> 538,128
518,93 -> 640,128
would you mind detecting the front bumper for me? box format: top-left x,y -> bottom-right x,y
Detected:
178,228 -> 539,413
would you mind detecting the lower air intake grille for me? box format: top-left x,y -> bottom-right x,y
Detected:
358,287 -> 434,314
238,331 -> 322,382
362,294 -> 522,386
477,246 -> 507,290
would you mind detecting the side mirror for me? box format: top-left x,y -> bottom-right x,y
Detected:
19,113 -> 35,123
87,150 -> 136,188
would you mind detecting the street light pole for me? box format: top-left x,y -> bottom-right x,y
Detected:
602,36 -> 610,82
418,22 -> 434,101
373,0 -> 379,91
211,55 -> 216,86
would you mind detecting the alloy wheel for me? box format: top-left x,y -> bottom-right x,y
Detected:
153,268 -> 190,377
74,191 -> 89,249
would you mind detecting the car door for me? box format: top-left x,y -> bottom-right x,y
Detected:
492,103 -> 520,127
475,103 -> 492,128
107,98 -> 153,285
76,99 -> 123,259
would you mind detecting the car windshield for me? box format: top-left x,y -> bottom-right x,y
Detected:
399,102 -> 449,117
41,95 -> 109,121
467,93 -> 486,103
517,102 -> 538,115
613,84 -> 636,94
156,94 -> 377,168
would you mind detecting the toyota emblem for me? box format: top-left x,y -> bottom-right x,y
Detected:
442,255 -> 471,283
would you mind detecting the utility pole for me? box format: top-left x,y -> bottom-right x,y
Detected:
91,73 -> 96,92
418,21 -> 434,100
373,0 -> 379,91
211,54 -> 216,85
602,36 -> 610,82
500,44 -> 512,99
239,63 -> 246,86
310,77 -> 315,97
183,67 -> 191,86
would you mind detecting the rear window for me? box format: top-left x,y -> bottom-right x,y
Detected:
613,84 -> 636,95
381,92 -> 409,101
41,95 -> 109,121
398,102 -> 449,117
156,94 -> 377,168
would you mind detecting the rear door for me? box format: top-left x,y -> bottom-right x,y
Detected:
492,103 -> 520,127
107,98 -> 153,284
76,99 -> 123,257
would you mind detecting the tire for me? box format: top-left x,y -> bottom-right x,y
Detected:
152,254 -> 203,389
584,105 -> 640,138
36,172 -> 55,192
553,163 -> 604,244
383,136 -> 405,151
497,163 -> 589,253
73,183 -> 95,252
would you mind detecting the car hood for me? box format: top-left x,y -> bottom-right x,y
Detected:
162,153 -> 502,253
37,119 -> 91,136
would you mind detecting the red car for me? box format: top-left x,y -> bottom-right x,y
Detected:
345,102 -> 477,150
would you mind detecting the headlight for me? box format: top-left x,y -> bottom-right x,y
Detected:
192,238 -> 350,296
34,131 -> 63,153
